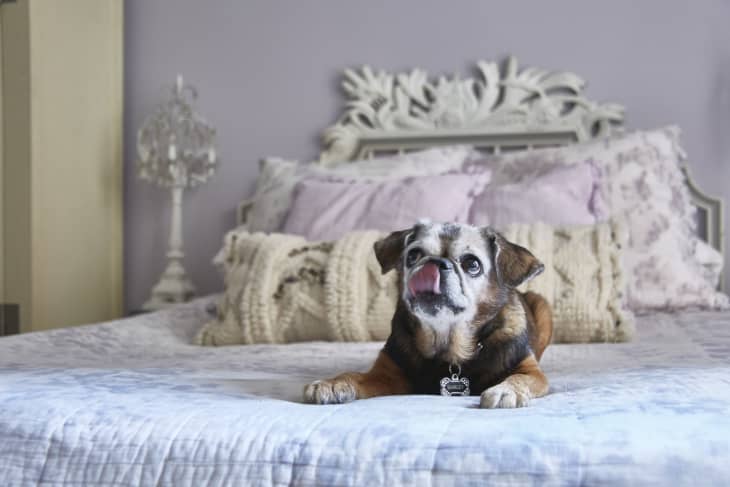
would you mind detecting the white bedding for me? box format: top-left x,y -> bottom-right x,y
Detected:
1,297 -> 729,486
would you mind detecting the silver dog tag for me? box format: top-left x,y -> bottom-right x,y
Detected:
440,364 -> 470,396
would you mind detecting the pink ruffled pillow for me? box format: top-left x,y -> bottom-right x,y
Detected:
468,126 -> 728,311
282,171 -> 490,241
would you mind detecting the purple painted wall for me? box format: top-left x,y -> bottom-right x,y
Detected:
124,0 -> 730,311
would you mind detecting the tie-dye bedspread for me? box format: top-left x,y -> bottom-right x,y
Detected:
1,298 -> 729,486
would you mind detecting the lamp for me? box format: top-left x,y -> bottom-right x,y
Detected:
137,75 -> 218,311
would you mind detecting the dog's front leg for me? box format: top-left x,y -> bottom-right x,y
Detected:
304,351 -> 411,404
479,355 -> 548,409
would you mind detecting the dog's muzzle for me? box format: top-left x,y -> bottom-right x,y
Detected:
406,258 -> 466,316
407,258 -> 453,296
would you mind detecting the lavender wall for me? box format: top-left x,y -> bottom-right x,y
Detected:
124,0 -> 730,311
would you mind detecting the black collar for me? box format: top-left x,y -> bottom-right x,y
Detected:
475,317 -> 503,352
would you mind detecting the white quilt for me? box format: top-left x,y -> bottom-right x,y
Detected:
1,297 -> 729,486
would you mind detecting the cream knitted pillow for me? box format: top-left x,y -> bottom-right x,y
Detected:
501,220 -> 634,343
195,222 -> 633,346
195,230 -> 398,345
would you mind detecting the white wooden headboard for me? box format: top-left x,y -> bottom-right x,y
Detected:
241,56 -> 724,265
319,56 -> 623,163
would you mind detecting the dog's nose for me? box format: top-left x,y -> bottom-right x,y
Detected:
428,257 -> 453,271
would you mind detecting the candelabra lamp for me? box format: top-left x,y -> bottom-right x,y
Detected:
137,75 -> 218,311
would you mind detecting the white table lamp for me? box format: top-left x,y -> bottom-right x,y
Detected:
136,75 -> 218,311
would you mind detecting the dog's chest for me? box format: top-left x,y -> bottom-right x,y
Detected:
411,354 -> 511,396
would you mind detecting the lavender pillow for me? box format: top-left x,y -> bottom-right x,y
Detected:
245,145 -> 477,233
282,171 -> 490,241
470,163 -> 600,229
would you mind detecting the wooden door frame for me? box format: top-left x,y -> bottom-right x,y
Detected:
0,0 -> 31,332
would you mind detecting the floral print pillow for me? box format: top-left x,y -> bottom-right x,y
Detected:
469,127 -> 728,312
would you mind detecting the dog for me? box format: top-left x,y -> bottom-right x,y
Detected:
303,221 -> 553,408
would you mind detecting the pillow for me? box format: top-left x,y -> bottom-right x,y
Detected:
244,145 -> 476,233
503,220 -> 633,343
469,162 -> 600,228
196,222 -> 632,346
281,171 -> 491,241
199,231 -> 397,345
468,126 -> 728,312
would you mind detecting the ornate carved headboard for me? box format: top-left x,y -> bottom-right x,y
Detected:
316,56 -> 724,261
240,56 -> 723,276
319,56 -> 623,163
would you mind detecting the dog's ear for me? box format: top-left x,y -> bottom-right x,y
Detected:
373,229 -> 411,274
482,227 -> 544,288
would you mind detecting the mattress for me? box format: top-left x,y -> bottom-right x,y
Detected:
1,298 -> 729,486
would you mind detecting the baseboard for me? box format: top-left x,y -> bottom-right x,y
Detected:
0,303 -> 19,335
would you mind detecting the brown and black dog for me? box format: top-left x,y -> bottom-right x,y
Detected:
304,221 -> 553,408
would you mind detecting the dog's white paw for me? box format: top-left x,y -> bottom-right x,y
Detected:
480,382 -> 530,409
303,378 -> 357,405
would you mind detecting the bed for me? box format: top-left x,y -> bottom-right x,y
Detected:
2,56 -> 729,486
2,299 -> 729,485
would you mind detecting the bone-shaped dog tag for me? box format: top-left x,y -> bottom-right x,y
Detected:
440,364 -> 470,396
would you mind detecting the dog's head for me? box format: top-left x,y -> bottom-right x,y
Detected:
374,221 -> 544,361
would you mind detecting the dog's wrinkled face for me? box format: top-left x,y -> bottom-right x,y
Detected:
374,221 -> 543,362
401,223 -> 488,325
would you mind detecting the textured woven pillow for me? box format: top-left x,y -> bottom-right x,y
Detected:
243,145 -> 476,233
502,221 -> 634,343
197,231 -> 397,345
468,126 -> 728,312
196,222 -> 633,346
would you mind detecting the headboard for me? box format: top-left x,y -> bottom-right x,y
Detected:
319,56 -> 623,163
242,56 -> 724,271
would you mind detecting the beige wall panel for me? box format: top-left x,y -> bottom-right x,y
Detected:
28,0 -> 123,330
2,0 -> 122,332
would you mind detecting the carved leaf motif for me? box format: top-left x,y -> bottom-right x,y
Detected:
396,70 -> 431,109
473,61 -> 500,123
320,56 -> 625,164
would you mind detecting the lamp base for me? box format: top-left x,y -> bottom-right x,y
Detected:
142,258 -> 196,311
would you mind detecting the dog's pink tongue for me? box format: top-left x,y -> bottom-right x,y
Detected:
408,262 -> 441,295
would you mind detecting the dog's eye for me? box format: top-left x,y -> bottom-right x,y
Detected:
406,248 -> 423,267
460,254 -> 482,277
